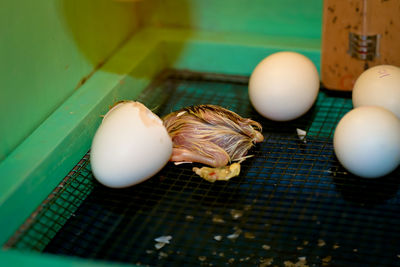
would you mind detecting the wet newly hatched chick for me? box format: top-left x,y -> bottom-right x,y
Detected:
162,104 -> 264,169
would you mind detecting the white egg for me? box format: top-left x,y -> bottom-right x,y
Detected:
333,106 -> 400,178
90,101 -> 172,188
352,65 -> 400,119
248,51 -> 320,121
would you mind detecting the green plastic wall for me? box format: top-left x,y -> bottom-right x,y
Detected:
138,0 -> 322,39
0,0 -> 139,162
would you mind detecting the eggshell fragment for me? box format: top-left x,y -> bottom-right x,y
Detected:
90,101 -> 172,188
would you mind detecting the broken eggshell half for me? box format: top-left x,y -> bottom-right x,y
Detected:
90,101 -> 173,188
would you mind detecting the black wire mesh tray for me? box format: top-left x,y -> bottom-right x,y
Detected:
7,70 -> 400,266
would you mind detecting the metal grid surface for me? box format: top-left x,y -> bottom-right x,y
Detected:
8,70 -> 400,266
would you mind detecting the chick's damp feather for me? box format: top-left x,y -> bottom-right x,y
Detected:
162,104 -> 264,168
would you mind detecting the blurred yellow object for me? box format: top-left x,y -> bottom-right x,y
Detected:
193,163 -> 241,183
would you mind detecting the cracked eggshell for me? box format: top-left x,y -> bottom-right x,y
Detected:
333,106 -> 400,178
90,101 -> 172,188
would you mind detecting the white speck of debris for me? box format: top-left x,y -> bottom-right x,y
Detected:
318,239 -> 326,247
259,257 -> 274,266
158,252 -> 168,259
284,259 -> 308,267
284,257 -> 308,267
244,232 -> 256,239
230,209 -> 244,220
146,250 -> 154,254
322,256 -> 332,263
155,235 -> 172,244
212,215 -> 225,223
214,235 -> 223,241
227,228 -> 242,240
296,128 -> 307,143
154,235 -> 172,250
198,256 -> 207,262
155,243 -> 166,250
239,257 -> 250,262
227,232 -> 240,240
185,215 -> 194,221
262,244 -> 271,250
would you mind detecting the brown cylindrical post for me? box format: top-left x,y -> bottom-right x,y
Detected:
321,0 -> 400,91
